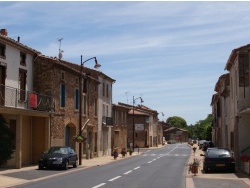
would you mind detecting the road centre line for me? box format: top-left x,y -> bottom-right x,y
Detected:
108,176 -> 121,182
124,170 -> 132,175
92,183 -> 106,188
134,166 -> 141,170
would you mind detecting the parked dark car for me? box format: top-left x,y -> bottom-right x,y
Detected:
202,141 -> 214,151
38,146 -> 78,170
198,140 -> 206,149
202,148 -> 235,173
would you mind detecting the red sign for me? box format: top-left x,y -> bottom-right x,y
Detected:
29,93 -> 37,108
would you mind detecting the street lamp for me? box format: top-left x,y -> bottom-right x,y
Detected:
132,96 -> 144,151
78,55 -> 101,165
158,112 -> 164,145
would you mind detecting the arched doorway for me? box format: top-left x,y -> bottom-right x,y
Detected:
65,123 -> 76,150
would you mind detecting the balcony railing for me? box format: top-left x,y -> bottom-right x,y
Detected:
0,84 -> 53,112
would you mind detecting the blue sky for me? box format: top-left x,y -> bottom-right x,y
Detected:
2,1 -> 250,125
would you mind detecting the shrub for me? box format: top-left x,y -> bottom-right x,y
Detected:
0,116 -> 15,167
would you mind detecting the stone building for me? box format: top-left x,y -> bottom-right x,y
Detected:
34,54 -> 115,159
118,102 -> 159,149
34,55 -> 100,159
112,103 -> 130,153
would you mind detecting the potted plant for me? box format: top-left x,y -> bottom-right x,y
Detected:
73,135 -> 86,143
189,158 -> 201,176
127,148 -> 133,156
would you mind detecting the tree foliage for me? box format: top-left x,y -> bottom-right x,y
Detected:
0,116 -> 15,167
166,116 -> 187,128
188,114 -> 212,140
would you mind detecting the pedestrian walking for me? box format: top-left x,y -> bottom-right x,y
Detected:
113,147 -> 118,160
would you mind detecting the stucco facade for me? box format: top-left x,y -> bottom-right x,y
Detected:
0,29 -> 52,169
212,43 -> 250,170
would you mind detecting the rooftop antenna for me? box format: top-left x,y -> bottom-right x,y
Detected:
58,38 -> 64,60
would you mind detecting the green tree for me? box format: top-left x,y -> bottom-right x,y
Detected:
0,116 -> 15,167
193,114 -> 212,140
167,116 -> 187,128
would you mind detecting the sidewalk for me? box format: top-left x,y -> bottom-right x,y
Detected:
186,144 -> 250,188
0,151 -> 141,188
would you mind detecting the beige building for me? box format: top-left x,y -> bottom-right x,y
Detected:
112,104 -> 130,153
0,29 -> 53,168
212,43 -> 250,170
212,73 -> 230,148
117,102 -> 159,149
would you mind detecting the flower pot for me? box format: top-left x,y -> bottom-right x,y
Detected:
191,165 -> 198,175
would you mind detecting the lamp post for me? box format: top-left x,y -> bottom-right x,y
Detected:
78,55 -> 101,165
158,112 -> 164,145
132,96 -> 144,151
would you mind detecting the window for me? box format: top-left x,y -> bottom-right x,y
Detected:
83,78 -> 87,93
106,84 -> 109,98
0,65 -> 6,105
61,71 -> 65,81
19,69 -> 27,102
238,53 -> 249,87
103,104 -> 105,116
20,52 -> 26,66
60,84 -> 66,107
103,83 -> 105,97
0,43 -> 6,58
75,89 -> 79,110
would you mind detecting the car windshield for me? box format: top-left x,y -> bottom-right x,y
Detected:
207,149 -> 231,157
46,147 -> 68,154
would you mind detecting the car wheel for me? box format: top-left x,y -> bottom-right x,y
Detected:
73,161 -> 77,168
64,161 -> 69,170
203,167 -> 208,173
38,164 -> 43,170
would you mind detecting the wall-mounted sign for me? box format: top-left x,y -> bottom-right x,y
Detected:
135,124 -> 144,131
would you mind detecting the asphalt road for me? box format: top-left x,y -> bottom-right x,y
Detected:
12,144 -> 191,188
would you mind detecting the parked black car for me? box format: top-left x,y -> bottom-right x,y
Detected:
38,146 -> 78,170
202,141 -> 214,151
198,140 -> 206,149
202,148 -> 235,173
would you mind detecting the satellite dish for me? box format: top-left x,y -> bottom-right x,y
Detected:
59,52 -> 63,60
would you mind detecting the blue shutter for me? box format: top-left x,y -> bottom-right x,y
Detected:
61,84 -> 65,107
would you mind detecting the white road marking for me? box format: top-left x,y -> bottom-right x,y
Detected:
134,166 -> 141,170
92,183 -> 106,188
108,176 -> 121,182
124,170 -> 132,175
147,161 -> 152,163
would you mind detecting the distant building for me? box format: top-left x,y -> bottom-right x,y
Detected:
163,127 -> 188,143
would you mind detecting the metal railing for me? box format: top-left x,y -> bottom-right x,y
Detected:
0,84 -> 54,112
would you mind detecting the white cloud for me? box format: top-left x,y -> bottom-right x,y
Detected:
2,1 -> 250,124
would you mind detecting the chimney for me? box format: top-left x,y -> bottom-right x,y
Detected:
0,29 -> 8,36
